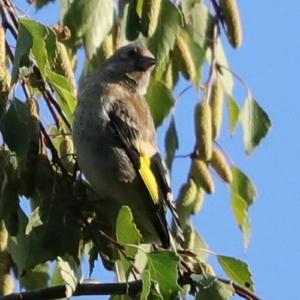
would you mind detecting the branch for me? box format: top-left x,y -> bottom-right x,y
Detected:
218,278 -> 262,300
0,281 -> 143,300
0,275 -> 262,300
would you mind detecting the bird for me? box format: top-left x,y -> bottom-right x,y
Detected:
73,44 -> 179,248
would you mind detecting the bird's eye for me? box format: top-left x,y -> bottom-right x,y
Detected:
127,48 -> 138,57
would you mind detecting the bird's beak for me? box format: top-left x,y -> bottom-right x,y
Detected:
139,56 -> 156,71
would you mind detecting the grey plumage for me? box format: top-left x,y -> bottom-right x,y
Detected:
73,44 -> 177,247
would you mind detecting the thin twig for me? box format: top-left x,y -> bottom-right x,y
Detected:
41,87 -> 72,131
217,63 -> 252,96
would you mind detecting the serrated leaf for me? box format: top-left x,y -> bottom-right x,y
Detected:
194,276 -> 234,300
187,2 -> 213,49
57,255 -> 82,298
127,244 -> 151,283
231,167 -> 256,206
240,96 -> 271,155
12,19 -> 58,84
193,229 -> 210,263
63,0 -> 115,59
226,95 -> 240,134
148,1 -> 183,63
0,159 -> 19,235
141,269 -> 151,300
214,40 -> 234,95
20,263 -> 49,290
51,261 -> 65,287
181,0 -> 199,22
8,178 -> 81,274
141,270 -> 163,300
217,255 -> 254,292
33,0 -> 55,10
146,81 -> 175,127
116,206 -> 141,246
8,209 -> 31,275
1,99 -> 33,157
187,3 -> 234,93
88,245 -> 98,278
165,116 -> 178,170
12,23 -> 32,83
25,207 -> 43,235
19,19 -> 48,75
147,250 -> 180,300
45,70 -> 76,121
116,206 -> 141,278
125,0 -> 141,41
231,192 -> 251,248
231,167 -> 256,248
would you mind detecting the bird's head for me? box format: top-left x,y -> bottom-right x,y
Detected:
101,44 -> 156,95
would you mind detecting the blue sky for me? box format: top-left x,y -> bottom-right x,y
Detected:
14,1 -> 300,299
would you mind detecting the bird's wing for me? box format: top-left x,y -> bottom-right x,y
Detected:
107,99 -> 171,247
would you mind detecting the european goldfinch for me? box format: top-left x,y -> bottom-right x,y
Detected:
73,44 -> 178,248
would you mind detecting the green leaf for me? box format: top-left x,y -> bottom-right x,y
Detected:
181,0 -> 199,22
116,206 -> 141,278
12,23 -> 32,84
51,261 -> 65,287
240,96 -> 272,155
231,167 -> 256,206
0,158 -> 19,233
45,70 -> 76,121
193,229 -> 210,263
141,269 -> 151,300
217,255 -> 254,292
146,81 -> 175,127
125,0 -> 141,41
231,192 -> 251,248
148,1 -> 183,63
226,95 -> 240,134
8,175 -> 81,274
12,19 -> 58,84
63,0 -> 115,59
127,244 -> 151,282
231,167 -> 256,248
141,270 -> 163,300
88,244 -> 98,278
187,2 -> 213,50
116,206 -> 141,246
35,178 -> 82,261
1,99 -> 33,157
187,3 -> 234,93
193,275 -> 234,300
25,207 -> 43,235
57,255 -> 82,298
165,116 -> 178,170
19,19 -> 48,75
147,250 -> 180,300
214,40 -> 234,95
33,0 -> 55,10
8,209 -> 31,275
20,263 -> 50,290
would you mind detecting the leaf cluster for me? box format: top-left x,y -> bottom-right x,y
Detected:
0,0 -> 270,299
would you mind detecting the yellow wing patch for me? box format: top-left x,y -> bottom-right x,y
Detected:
138,155 -> 160,204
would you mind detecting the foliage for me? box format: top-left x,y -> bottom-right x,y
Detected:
0,0 -> 270,299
